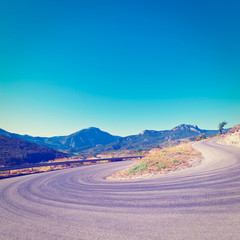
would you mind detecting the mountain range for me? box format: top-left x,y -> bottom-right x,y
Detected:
0,124 -> 223,154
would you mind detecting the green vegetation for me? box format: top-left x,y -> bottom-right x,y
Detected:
136,147 -> 142,153
196,133 -> 207,141
218,121 -> 227,135
129,163 -> 148,174
159,163 -> 166,169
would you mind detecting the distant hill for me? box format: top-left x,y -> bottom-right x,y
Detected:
0,127 -> 120,152
0,124 -> 225,154
0,135 -> 66,167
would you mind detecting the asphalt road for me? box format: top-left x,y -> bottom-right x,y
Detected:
0,139 -> 240,240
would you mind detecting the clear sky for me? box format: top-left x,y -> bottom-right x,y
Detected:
0,0 -> 240,137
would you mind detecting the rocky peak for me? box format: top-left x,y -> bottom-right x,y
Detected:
172,124 -> 201,132
140,130 -> 158,135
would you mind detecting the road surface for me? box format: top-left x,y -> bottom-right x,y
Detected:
0,139 -> 240,239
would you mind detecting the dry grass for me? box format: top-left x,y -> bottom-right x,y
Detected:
0,157 -> 109,178
227,124 -> 240,134
219,124 -> 240,148
108,142 -> 201,180
97,149 -> 146,158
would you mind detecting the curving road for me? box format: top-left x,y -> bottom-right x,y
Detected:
0,139 -> 240,240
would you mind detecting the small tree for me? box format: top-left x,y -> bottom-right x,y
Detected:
218,121 -> 227,135
136,147 -> 142,153
196,133 -> 207,141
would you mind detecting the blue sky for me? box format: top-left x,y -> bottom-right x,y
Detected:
0,0 -> 239,137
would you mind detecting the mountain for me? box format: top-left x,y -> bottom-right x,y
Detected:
0,135 -> 67,167
0,127 -> 120,152
53,127 -> 120,152
0,124 -> 226,154
84,124 -> 220,153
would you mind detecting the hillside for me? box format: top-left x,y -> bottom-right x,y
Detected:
219,124 -> 240,148
0,135 -> 66,167
108,142 -> 201,180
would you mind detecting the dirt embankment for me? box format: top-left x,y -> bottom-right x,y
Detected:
108,142 -> 201,180
219,124 -> 240,148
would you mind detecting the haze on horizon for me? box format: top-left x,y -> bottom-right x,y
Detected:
0,0 -> 239,137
